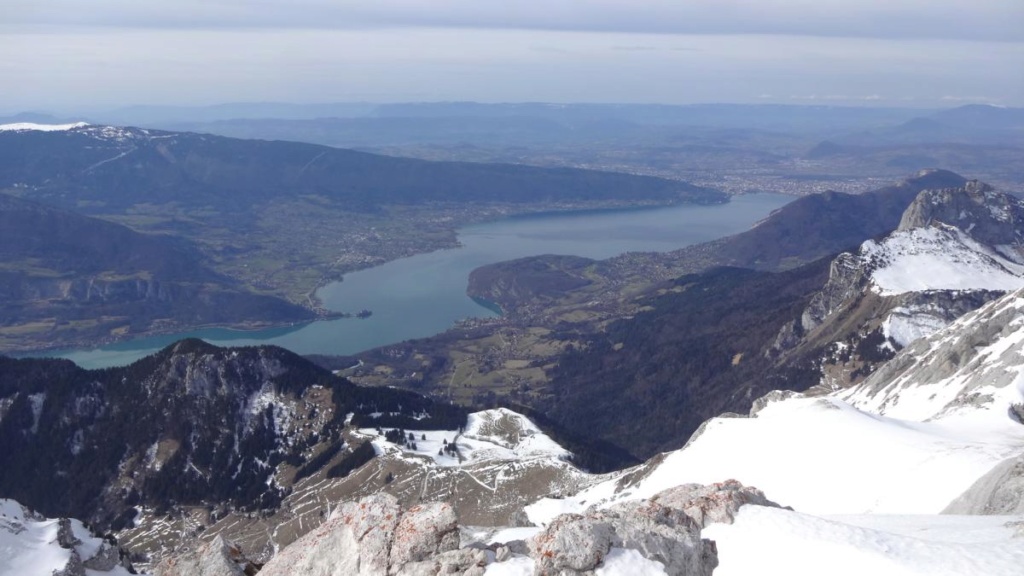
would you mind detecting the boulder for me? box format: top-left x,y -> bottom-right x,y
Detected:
389,502 -> 460,567
529,500 -> 717,576
652,479 -> 785,528
529,513 -> 617,573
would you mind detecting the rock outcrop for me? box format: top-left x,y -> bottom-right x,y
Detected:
153,536 -> 258,576
258,494 -> 464,576
254,483 -> 756,576
943,454 -> 1024,515
898,180 -> 1024,247
529,499 -> 717,576
651,479 -> 786,528
772,179 -> 1024,390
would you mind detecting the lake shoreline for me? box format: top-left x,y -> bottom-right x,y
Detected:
30,193 -> 794,369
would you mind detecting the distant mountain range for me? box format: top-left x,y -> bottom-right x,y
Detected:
0,121 -> 721,352
0,123 -> 719,214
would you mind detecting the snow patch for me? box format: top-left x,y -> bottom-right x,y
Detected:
27,393 -> 45,434
882,305 -> 952,347
596,547 -> 668,575
862,226 -> 1024,296
0,122 -> 88,132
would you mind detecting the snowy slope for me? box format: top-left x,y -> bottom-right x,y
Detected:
520,287 -> 1024,574
531,290 -> 1024,522
0,499 -> 135,576
705,507 -> 1024,576
844,288 -> 1024,421
861,225 -> 1024,296
526,394 -> 1024,523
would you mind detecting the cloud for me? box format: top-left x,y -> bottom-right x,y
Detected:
4,0 -> 1024,42
1,27 -> 1019,110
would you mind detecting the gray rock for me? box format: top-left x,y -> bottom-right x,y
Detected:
944,454 -> 1024,515
651,479 -> 785,528
53,549 -> 84,576
389,502 -> 460,567
601,500 -> 716,576
56,517 -> 82,549
494,545 -> 512,563
529,513 -> 616,574
82,542 -> 122,571
394,548 -> 487,576
259,493 -> 402,576
152,535 -> 251,576
898,181 -> 1024,246
529,500 -> 718,576
1004,520 -> 1024,538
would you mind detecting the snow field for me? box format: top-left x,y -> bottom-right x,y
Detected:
863,226 -> 1024,296
705,506 -> 1024,576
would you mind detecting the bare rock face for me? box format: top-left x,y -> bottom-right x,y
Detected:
389,502 -> 460,567
898,180 -> 1024,246
393,549 -> 488,576
651,479 -> 785,528
529,514 -> 618,573
258,493 -> 401,576
259,494 -> 466,576
528,499 -> 718,576
82,542 -> 128,572
153,535 -> 256,576
944,454 -> 1024,515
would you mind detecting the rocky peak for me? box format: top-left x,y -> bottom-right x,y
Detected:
773,176 -> 1024,391
898,180 -> 1024,248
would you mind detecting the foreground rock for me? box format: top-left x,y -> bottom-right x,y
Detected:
651,480 -> 786,528
249,482 -> 782,575
258,494 -> 463,576
529,498 -> 718,576
152,535 -> 259,576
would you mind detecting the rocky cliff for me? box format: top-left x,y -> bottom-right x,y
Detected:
772,177 -> 1024,389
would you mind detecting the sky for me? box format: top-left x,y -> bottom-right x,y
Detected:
1,0 -> 1022,112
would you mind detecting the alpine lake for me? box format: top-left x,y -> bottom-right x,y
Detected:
40,193 -> 793,369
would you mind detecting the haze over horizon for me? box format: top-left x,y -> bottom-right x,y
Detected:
2,0 -> 1023,113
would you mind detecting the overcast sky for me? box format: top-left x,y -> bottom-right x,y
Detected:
2,0 -> 1022,112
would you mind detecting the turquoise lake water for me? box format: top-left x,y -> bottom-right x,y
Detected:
36,194 -> 792,368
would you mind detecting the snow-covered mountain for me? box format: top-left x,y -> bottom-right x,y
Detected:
153,283 -> 1024,574
774,175 -> 1024,390
0,121 -> 89,132
0,499 -> 135,576
140,407 -> 591,566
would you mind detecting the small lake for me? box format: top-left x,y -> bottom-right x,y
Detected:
37,194 -> 792,368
